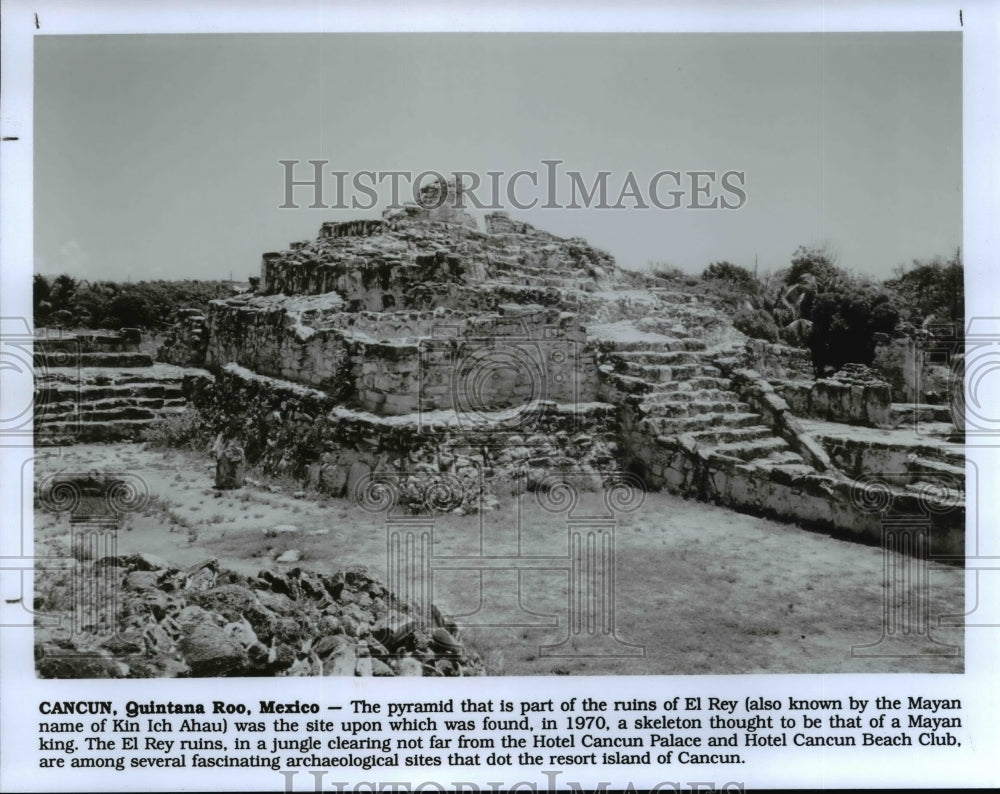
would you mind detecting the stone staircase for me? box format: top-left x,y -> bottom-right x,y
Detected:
589,319 -> 964,555
591,326 -> 814,492
33,334 -> 204,445
800,416 -> 966,506
488,258 -> 597,292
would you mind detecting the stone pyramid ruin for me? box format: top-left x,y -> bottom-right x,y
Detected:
38,177 -> 964,556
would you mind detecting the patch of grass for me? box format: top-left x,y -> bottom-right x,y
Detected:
201,526 -> 317,563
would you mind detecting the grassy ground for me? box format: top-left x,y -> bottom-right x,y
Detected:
33,443 -> 964,675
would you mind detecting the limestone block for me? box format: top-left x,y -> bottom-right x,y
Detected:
864,383 -> 892,427
215,445 -> 246,490
762,391 -> 789,416
320,464 -> 349,497
346,460 -> 372,501
793,433 -> 834,472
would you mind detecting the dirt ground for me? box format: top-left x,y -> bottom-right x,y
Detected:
33,443 -> 964,676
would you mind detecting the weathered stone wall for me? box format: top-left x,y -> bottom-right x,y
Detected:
190,365 -> 621,513
335,308 -> 466,340
260,253 -> 405,306
262,208 -> 616,306
775,365 -> 892,428
204,297 -> 352,393
483,212 -> 534,235
617,410 -> 962,556
872,335 -> 955,405
202,298 -> 597,416
739,339 -> 813,380
319,219 -> 386,239
399,308 -> 597,415
157,309 -> 208,367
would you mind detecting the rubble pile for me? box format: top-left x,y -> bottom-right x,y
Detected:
34,553 -> 484,678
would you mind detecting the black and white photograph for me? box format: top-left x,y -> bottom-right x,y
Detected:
2,1 -> 998,791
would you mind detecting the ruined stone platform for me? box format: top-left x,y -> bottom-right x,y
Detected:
39,176 -> 963,556
188,363 -> 621,514
35,363 -> 209,445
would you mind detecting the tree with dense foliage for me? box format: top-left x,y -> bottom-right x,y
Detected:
805,274 -> 899,374
884,251 -> 963,333
33,276 -> 236,330
768,246 -> 901,373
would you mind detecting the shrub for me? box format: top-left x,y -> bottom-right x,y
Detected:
703,261 -> 757,289
733,308 -> 779,342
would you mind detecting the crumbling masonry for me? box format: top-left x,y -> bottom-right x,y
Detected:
38,179 -> 965,555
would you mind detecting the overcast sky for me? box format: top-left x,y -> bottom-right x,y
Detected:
34,32 -> 961,282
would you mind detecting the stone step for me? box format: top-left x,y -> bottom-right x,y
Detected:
35,352 -> 154,368
687,425 -> 776,446
906,455 -> 965,479
641,388 -> 742,405
34,335 -> 136,353
35,418 -> 167,443
649,411 -> 763,433
37,366 -> 191,386
39,404 -> 187,423
891,403 -> 955,425
33,338 -> 83,352
35,379 -> 184,400
612,349 -> 704,366
37,397 -> 188,417
706,436 -> 790,463
38,382 -> 186,402
619,361 -> 723,382
602,372 -> 653,394
904,482 -> 964,506
763,450 -> 808,466
491,260 -> 582,279
755,460 -> 814,477
489,263 -> 592,286
82,407 -> 161,422
488,254 -> 522,267
648,399 -> 752,418
493,275 -> 594,292
91,396 -> 187,412
598,337 -> 708,353
644,376 -> 733,393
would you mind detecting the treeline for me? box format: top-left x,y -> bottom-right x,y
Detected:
655,248 -> 963,375
33,275 -> 237,331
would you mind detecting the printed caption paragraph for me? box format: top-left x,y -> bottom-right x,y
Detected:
36,693 -> 964,772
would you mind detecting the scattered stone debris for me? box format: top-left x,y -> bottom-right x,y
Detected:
34,553 -> 484,678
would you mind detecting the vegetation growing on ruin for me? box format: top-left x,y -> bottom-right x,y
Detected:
679,247 -> 963,375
